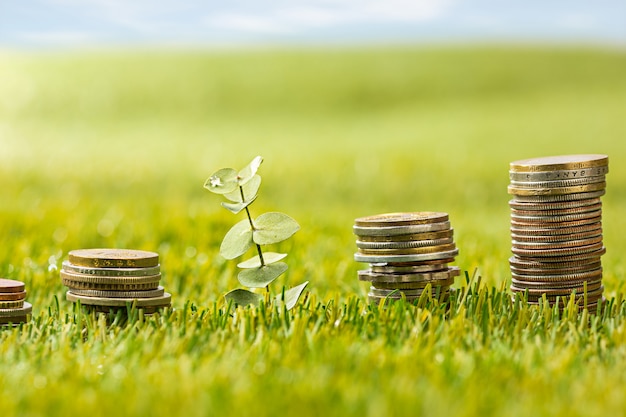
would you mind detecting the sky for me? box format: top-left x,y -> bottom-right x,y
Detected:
1,0 -> 625,48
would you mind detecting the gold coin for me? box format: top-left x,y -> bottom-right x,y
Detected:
354,212 -> 449,227
66,291 -> 171,307
0,300 -> 25,309
60,270 -> 161,285
370,263 -> 448,273
62,261 -> 160,277
62,278 -> 160,291
508,182 -> 606,196
509,154 -> 608,173
509,165 -> 609,181
358,243 -> 456,256
356,229 -> 454,242
0,302 -> 32,317
68,248 -> 159,268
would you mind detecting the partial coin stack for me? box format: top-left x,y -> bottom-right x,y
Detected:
508,154 -> 608,311
61,249 -> 171,314
353,212 -> 460,304
0,278 -> 31,326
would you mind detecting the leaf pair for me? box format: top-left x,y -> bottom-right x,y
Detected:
220,213 -> 300,260
204,156 -> 263,196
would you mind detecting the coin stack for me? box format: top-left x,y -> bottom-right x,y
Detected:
61,249 -> 171,314
508,154 -> 608,311
0,278 -> 31,326
353,212 -> 460,304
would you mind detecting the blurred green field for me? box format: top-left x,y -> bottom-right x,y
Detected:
1,45 -> 626,416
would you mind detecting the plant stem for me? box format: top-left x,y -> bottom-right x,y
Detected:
240,186 -> 265,267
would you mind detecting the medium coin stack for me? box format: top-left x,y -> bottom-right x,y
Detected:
61,249 -> 171,314
0,278 -> 31,326
508,154 -> 609,311
353,212 -> 460,304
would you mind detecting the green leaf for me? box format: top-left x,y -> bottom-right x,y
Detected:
221,196 -> 257,214
253,212 -> 300,245
204,168 -> 238,194
238,156 -> 263,186
224,175 -> 261,203
220,219 -> 253,260
238,262 -> 287,288
237,252 -> 287,268
276,281 -> 309,310
224,289 -> 262,307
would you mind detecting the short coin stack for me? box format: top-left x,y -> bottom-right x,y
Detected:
508,154 -> 608,311
0,278 -> 31,326
353,212 -> 460,304
61,249 -> 171,314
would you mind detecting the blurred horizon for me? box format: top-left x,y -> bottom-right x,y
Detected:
2,0 -> 625,50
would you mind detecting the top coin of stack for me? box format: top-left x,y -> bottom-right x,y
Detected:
0,278 -> 32,326
507,154 -> 608,311
353,212 -> 460,304
61,249 -> 171,314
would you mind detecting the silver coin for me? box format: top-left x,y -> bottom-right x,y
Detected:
353,221 -> 451,237
509,256 -> 602,269
512,242 -> 604,258
368,286 -> 451,297
509,166 -> 609,182
68,286 -> 165,299
510,222 -> 602,236
62,260 -> 161,277
511,268 -> 603,282
511,277 -> 603,289
356,237 -> 454,250
370,263 -> 448,273
510,190 -> 605,203
508,198 -> 601,211
509,202 -> 602,216
511,230 -> 602,243
358,266 -> 460,283
510,210 -> 602,224
354,249 -> 459,264
512,236 -> 602,250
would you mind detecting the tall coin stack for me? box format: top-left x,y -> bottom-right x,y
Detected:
508,154 -> 608,311
353,212 -> 460,304
0,278 -> 31,326
61,249 -> 171,314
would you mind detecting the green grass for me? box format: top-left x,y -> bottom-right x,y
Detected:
1,44 -> 626,416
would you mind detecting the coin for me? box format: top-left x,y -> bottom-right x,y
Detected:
511,268 -> 602,282
68,286 -> 165,299
0,300 -> 25,309
60,270 -> 161,285
354,249 -> 459,264
358,267 -> 460,283
0,291 -> 27,301
369,286 -> 451,298
357,229 -> 454,242
62,278 -> 161,291
510,262 -> 602,276
370,263 -> 448,273
66,291 -> 171,307
356,237 -> 453,250
61,261 -> 161,277
509,176 -> 605,189
68,249 -> 159,268
0,315 -> 29,325
511,229 -> 602,243
511,282 -> 602,296
353,221 -> 451,237
509,154 -> 608,172
511,190 -> 606,203
354,212 -> 449,227
509,166 -> 609,181
370,278 -> 455,290
357,243 -> 456,256
510,217 -> 601,229
511,236 -> 603,250
510,210 -> 602,224
78,304 -> 170,315
0,278 -> 25,293
0,302 -> 32,317
511,243 -> 604,258
508,198 -> 601,211
510,202 -> 602,216
510,222 -> 601,237
511,278 -> 602,289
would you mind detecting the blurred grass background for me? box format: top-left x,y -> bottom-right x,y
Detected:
1,45 -> 626,308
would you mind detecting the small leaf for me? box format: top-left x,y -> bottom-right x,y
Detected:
204,168 -> 238,194
276,281 -> 309,310
224,175 -> 261,203
238,156 -> 263,186
237,252 -> 287,268
221,196 -> 257,214
220,219 -> 253,260
238,262 -> 288,288
253,212 -> 300,245
224,289 -> 262,307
